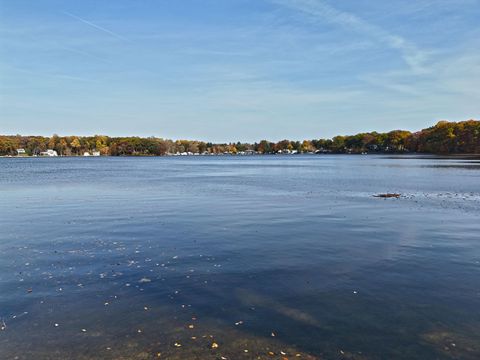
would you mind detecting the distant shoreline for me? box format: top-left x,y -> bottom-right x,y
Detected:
1,120 -> 479,156
2,153 -> 480,159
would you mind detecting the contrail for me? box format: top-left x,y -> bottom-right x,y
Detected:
63,11 -> 129,42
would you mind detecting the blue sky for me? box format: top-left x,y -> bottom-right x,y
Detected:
1,0 -> 479,142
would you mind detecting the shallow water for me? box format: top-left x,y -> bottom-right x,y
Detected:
0,155 -> 479,360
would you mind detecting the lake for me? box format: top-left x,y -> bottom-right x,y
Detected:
0,155 -> 479,360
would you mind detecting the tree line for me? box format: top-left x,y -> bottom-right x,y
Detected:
1,120 -> 479,156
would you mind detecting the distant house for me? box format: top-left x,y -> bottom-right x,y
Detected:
40,149 -> 58,157
16,149 -> 26,155
92,151 -> 100,157
83,152 -> 91,157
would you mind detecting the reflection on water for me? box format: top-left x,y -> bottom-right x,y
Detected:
0,155 -> 479,359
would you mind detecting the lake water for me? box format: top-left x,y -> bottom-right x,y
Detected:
0,155 -> 479,360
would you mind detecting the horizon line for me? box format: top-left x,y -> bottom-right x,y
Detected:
2,119 -> 479,143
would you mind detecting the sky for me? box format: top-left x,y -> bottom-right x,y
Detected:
0,0 -> 479,142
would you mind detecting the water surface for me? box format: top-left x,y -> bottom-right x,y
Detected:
0,155 -> 479,359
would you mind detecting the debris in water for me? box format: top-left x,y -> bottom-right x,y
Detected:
373,193 -> 401,198
139,277 -> 151,283
12,312 -> 28,319
211,342 -> 219,349
174,342 -> 182,347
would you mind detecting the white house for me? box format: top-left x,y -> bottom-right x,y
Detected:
40,149 -> 58,157
16,149 -> 26,155
92,151 -> 100,157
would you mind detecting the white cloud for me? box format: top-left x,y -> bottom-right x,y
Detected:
271,0 -> 430,73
